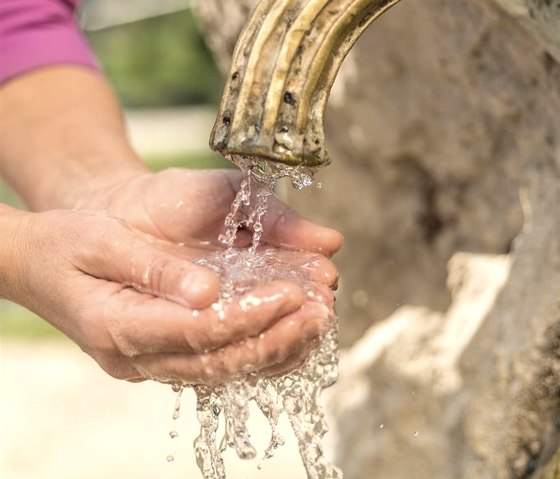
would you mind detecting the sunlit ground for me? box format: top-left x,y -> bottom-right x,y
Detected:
0,339 -> 307,479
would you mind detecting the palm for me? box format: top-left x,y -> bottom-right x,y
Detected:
84,169 -> 238,244
82,168 -> 342,256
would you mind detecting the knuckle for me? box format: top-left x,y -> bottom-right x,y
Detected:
141,254 -> 174,293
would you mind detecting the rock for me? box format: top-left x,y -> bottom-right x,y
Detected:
328,252 -> 513,479
194,0 -> 560,477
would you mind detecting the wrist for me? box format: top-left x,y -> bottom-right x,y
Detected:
0,204 -> 33,302
38,151 -> 150,210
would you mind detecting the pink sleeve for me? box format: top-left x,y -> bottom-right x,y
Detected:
0,0 -> 98,84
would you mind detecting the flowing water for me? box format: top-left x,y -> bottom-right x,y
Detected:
172,156 -> 342,479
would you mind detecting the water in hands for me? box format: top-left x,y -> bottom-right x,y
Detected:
172,156 -> 342,479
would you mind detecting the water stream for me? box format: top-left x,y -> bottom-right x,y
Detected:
172,156 -> 342,479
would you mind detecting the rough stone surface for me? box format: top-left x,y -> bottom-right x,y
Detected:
194,0 -> 560,478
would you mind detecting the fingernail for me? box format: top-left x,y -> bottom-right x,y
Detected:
181,270 -> 220,308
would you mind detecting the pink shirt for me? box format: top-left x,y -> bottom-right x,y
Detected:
0,0 -> 97,84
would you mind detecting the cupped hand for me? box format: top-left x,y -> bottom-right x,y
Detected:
76,168 -> 343,256
69,166 -> 342,382
2,206 -> 333,384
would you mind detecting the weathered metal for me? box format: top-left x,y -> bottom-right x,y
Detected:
210,0 -> 402,166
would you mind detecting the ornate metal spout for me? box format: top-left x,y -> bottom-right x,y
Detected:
210,0 -> 402,167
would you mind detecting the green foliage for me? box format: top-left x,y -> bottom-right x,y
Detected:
0,302 -> 66,341
0,180 -> 23,208
88,10 -> 224,107
144,151 -> 234,171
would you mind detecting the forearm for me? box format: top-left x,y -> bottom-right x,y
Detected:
0,66 -> 149,211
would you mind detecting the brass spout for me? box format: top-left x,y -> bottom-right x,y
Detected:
210,0 -> 402,167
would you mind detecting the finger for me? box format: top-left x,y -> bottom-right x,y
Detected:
132,169 -> 241,243
102,280 -> 305,356
294,253 -> 339,286
80,222 -> 221,309
131,301 -> 330,385
259,344 -> 317,378
254,197 -> 343,256
304,282 -> 335,309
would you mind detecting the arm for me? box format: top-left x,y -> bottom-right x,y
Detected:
0,1 -> 342,384
0,2 -> 341,254
0,0 -> 147,210
0,66 -> 148,211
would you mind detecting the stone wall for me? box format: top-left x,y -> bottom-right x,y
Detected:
193,1 -> 560,477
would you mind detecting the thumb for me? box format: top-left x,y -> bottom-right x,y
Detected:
79,223 -> 221,309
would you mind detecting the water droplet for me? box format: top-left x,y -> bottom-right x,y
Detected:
238,444 -> 257,460
413,431 -> 419,437
380,424 -> 385,429
172,385 -> 184,420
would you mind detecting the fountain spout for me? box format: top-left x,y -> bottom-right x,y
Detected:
210,0 -> 402,167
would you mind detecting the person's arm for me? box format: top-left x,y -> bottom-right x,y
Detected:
0,65 -> 343,257
0,0 -> 147,210
0,0 -> 342,384
0,66 -> 148,210
0,0 -> 341,254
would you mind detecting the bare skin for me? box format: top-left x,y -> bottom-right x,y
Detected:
0,67 -> 342,384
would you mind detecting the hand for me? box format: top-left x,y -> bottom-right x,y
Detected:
73,167 -> 343,381
0,206 -> 332,384
75,167 -> 343,257
0,66 -> 342,384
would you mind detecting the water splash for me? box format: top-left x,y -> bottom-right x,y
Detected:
172,384 -> 184,420
175,156 -> 341,478
218,156 -> 317,253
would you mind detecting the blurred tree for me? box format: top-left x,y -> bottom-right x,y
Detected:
87,10 -> 224,107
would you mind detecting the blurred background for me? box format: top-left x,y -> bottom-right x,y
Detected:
1,2 -> 306,478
